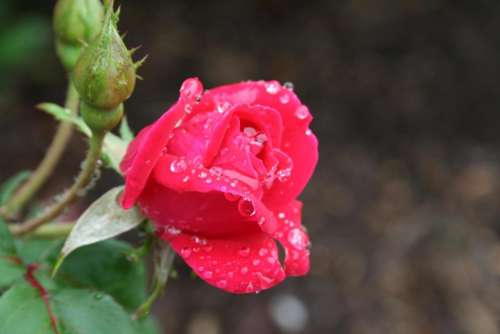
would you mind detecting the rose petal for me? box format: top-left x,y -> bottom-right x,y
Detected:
120,78 -> 203,209
205,80 -> 318,208
141,155 -> 277,237
162,231 -> 286,294
271,200 -> 310,276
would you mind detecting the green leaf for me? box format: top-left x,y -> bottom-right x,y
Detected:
56,240 -> 146,310
37,103 -> 92,136
0,283 -> 55,334
119,117 -> 134,143
54,289 -> 140,334
0,170 -> 30,206
0,218 -> 24,289
54,186 -> 144,274
15,238 -> 63,264
0,283 -> 149,334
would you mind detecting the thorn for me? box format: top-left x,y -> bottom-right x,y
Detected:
134,54 -> 148,70
129,45 -> 142,56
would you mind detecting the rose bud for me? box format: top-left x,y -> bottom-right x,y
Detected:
120,78 -> 319,294
53,0 -> 104,71
72,5 -> 140,134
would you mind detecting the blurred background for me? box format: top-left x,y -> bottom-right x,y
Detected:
2,0 -> 500,333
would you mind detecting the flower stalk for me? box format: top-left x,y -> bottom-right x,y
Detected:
12,133 -> 105,236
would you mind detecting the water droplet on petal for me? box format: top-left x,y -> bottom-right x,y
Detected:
259,248 -> 269,257
217,101 -> 231,113
166,226 -> 181,236
268,256 -> 277,264
266,82 -> 280,95
239,247 -> 251,257
181,247 -> 192,258
184,104 -> 192,114
170,159 -> 187,173
182,176 -> 190,183
243,127 -> 257,137
216,280 -> 228,288
238,198 -> 256,217
279,94 -> 290,104
295,106 -> 309,120
210,166 -> 223,176
240,266 -> 249,274
180,78 -> 201,99
255,133 -> 268,144
198,170 -> 208,179
288,228 -> 307,250
203,271 -> 213,279
278,212 -> 286,219
305,129 -> 313,136
258,217 -> 266,226
283,81 -> 294,91
253,259 -> 261,266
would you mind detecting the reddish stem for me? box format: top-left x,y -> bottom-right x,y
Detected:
25,264 -> 60,334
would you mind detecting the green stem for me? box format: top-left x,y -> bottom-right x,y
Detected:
12,133 -> 105,236
9,222 -> 74,238
1,84 -> 79,219
133,241 -> 175,320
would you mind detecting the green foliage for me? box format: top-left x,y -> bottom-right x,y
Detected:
0,217 -> 159,334
0,171 -> 30,206
0,219 -> 24,289
55,240 -> 146,310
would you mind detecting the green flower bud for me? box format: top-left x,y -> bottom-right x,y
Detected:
72,7 -> 137,111
53,0 -> 104,71
80,102 -> 124,134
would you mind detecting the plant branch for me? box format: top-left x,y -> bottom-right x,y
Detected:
133,241 -> 175,319
9,222 -> 74,238
1,84 -> 79,219
12,133 -> 105,236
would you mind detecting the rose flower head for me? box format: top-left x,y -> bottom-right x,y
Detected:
121,78 -> 318,294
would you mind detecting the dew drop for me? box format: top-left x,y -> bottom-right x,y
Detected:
267,256 -> 277,264
278,212 -> 286,219
305,129 -> 313,136
259,248 -> 269,257
216,280 -> 228,288
166,226 -> 181,236
253,259 -> 261,266
255,133 -> 268,144
238,198 -> 256,217
94,293 -> 104,300
258,217 -> 266,226
288,228 -> 307,250
283,81 -> 294,91
198,170 -> 208,179
203,271 -> 213,279
243,127 -> 257,137
180,78 -> 200,99
181,247 -> 192,258
239,247 -> 251,257
295,106 -> 309,120
279,94 -> 290,104
182,176 -> 190,183
170,159 -> 187,173
210,166 -> 223,176
240,266 -> 249,274
265,82 -> 280,95
184,104 -> 193,114
217,101 -> 231,113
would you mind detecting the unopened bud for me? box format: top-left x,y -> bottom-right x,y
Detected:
53,0 -> 104,70
72,6 -> 137,111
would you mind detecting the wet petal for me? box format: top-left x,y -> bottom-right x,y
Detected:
162,231 -> 285,294
120,78 -> 203,209
272,200 -> 310,276
206,80 -> 318,208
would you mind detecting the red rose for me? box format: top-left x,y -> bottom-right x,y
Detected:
120,78 -> 318,293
